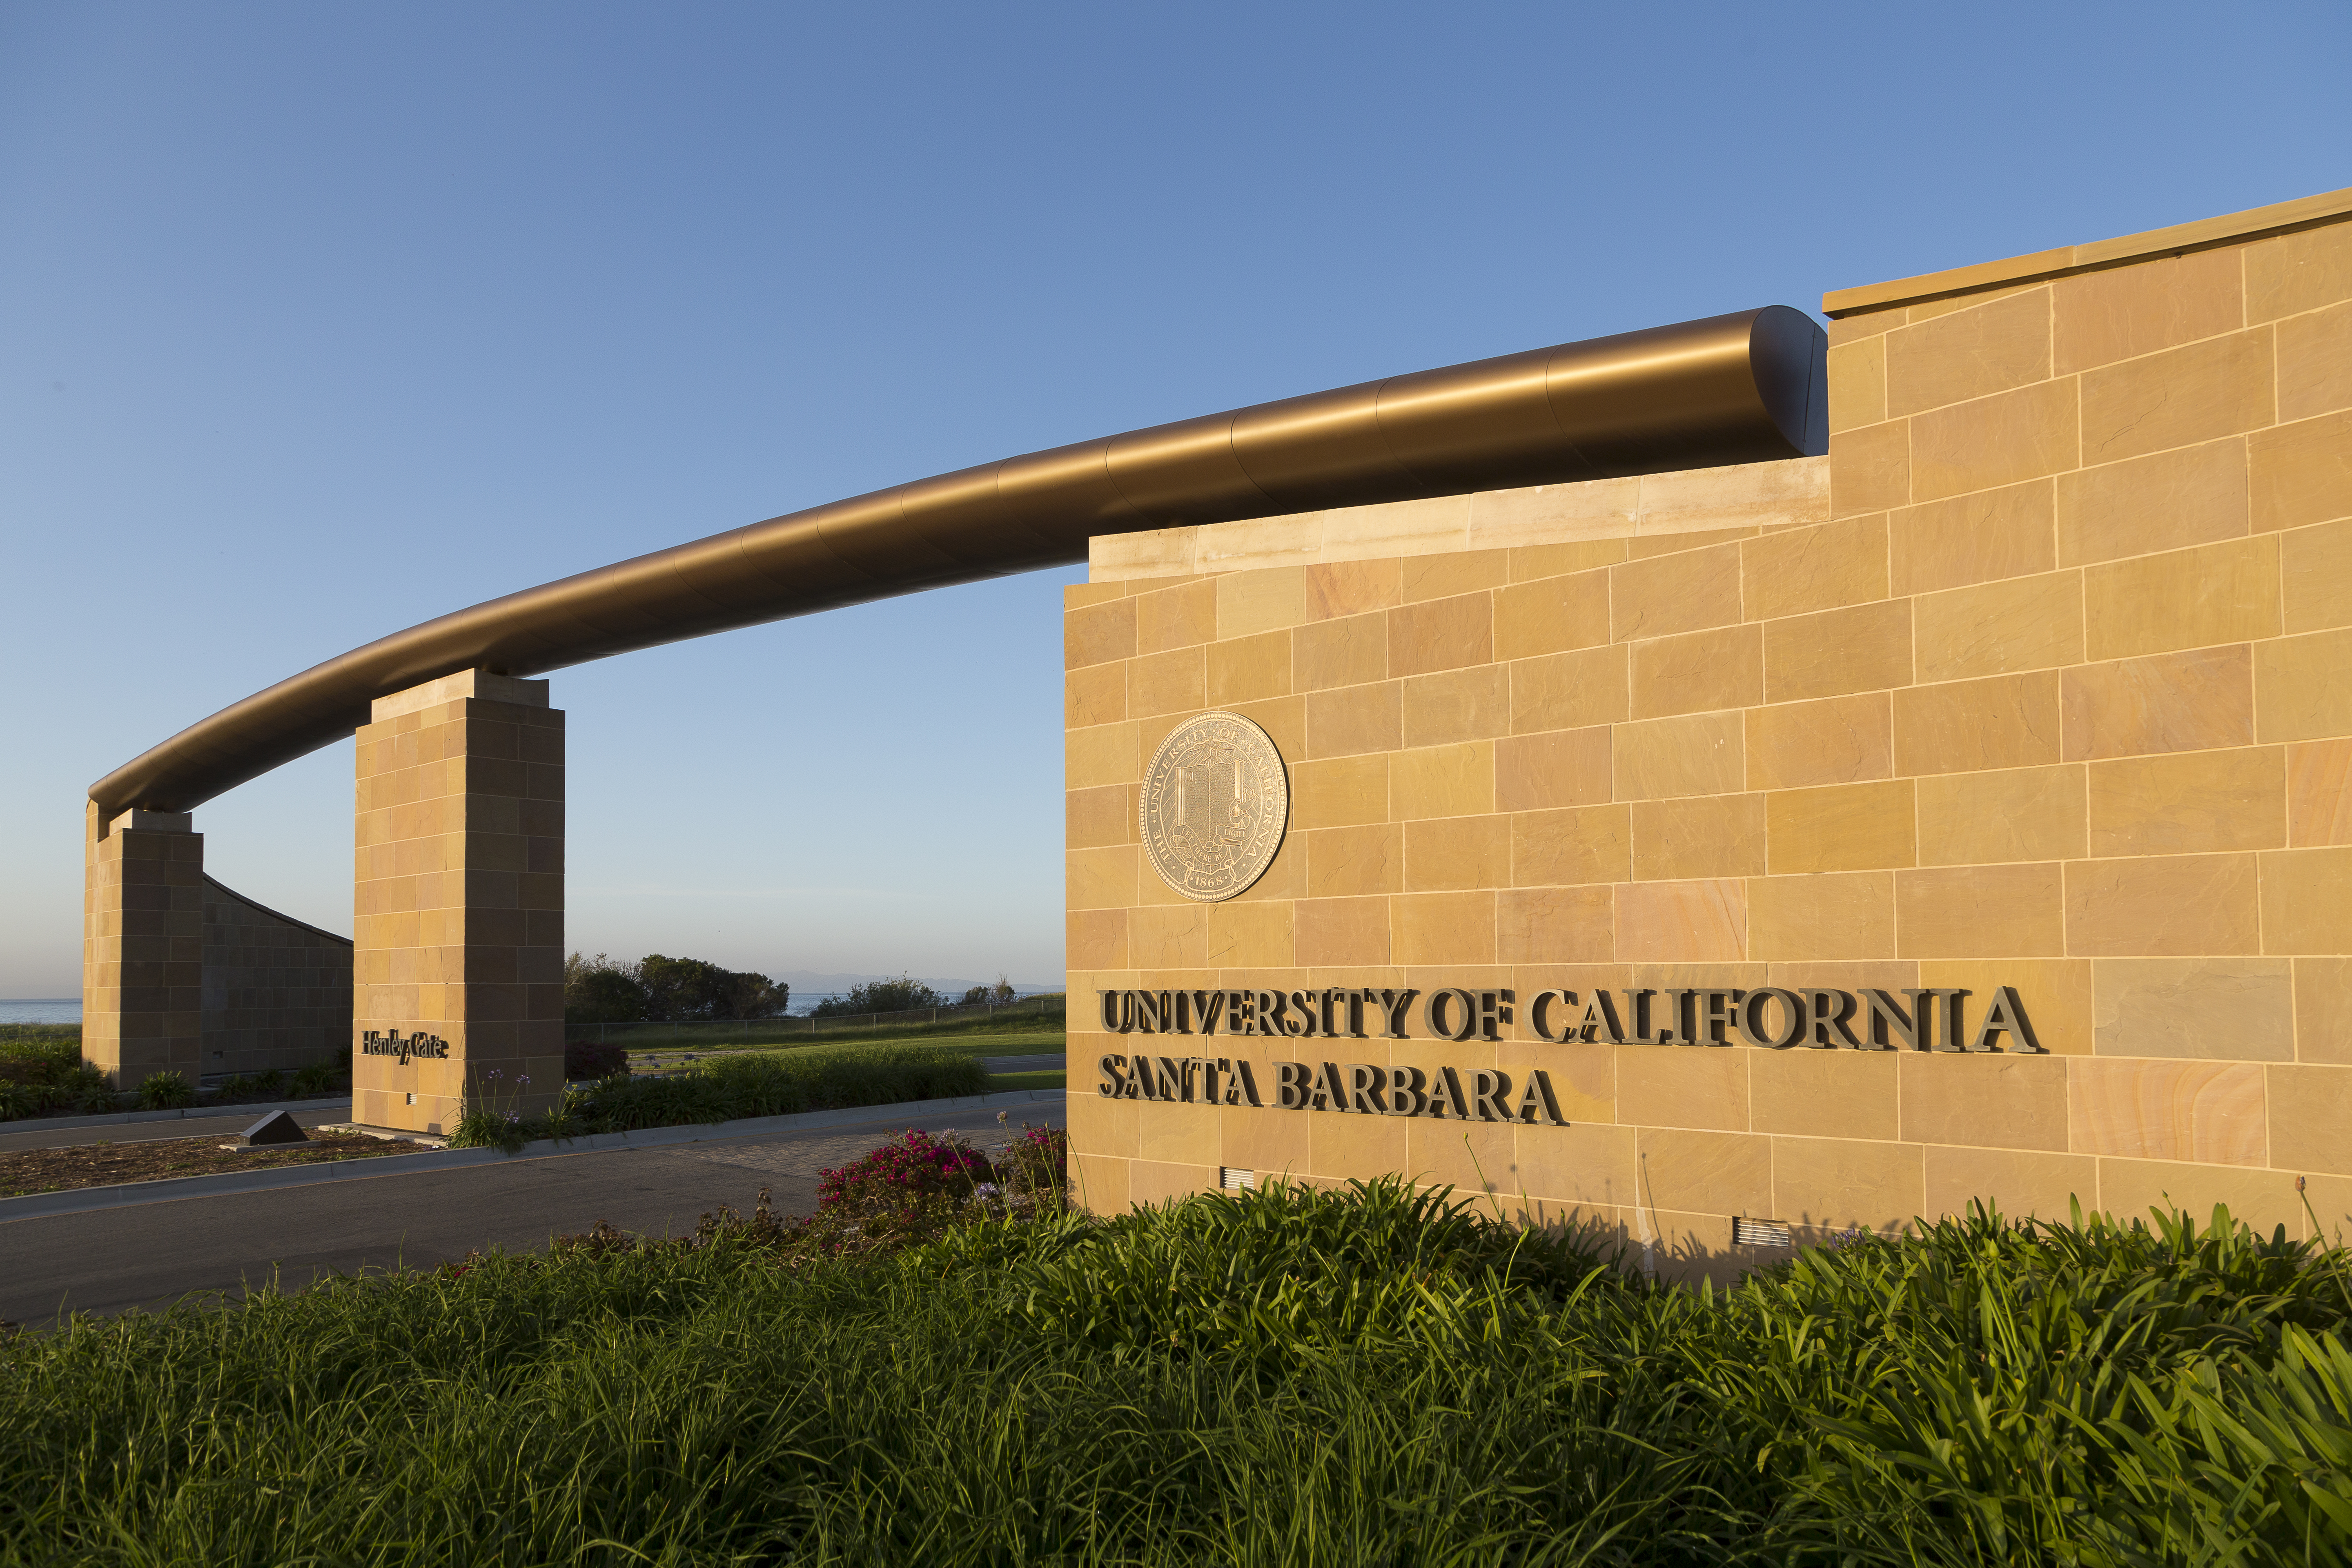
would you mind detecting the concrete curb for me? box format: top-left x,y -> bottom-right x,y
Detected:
0,1088 -> 1072,1225
0,1097 -> 354,1134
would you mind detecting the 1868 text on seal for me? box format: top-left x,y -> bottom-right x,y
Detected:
1140,712 -> 1289,902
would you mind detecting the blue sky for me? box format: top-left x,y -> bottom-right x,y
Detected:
2,1 -> 2346,996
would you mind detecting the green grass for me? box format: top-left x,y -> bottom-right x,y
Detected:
453,1045 -> 994,1150
984,1068 -> 1067,1093
584,1002 -> 1067,1055
4,1180 -> 2349,1565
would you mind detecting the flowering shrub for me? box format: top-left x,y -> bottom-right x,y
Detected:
541,1123 -> 1073,1268
563,1038 -> 629,1081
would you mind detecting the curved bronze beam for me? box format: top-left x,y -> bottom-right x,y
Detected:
92,305 -> 1825,814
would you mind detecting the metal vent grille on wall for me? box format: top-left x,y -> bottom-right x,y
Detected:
1221,1167 -> 1254,1192
1733,1217 -> 1792,1248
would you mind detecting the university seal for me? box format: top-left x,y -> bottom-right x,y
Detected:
1139,711 -> 1289,902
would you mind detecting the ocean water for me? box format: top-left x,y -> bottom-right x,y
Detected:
0,999 -> 80,1025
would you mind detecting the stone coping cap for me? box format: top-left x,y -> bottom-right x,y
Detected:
1823,185 -> 2352,318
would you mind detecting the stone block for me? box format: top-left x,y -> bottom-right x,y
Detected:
1744,692 -> 1892,792
1886,287 -> 2051,415
2083,535 -> 2279,662
2086,747 -> 2285,856
1830,420 -> 1909,518
2267,1064 -> 2352,1176
1613,710 -> 1744,802
1915,569 -> 2084,682
1919,956 -> 2094,1056
1741,514 -> 1891,623
1486,728 -> 1618,818
2245,220 -> 2352,323
1068,595 -> 1138,668
1390,741 -> 1494,820
2097,1157 -> 2303,1236
1390,891 -> 1496,965
1293,756 -> 1388,829
1630,624 -> 1763,719
1065,910 -> 1128,970
1633,794 -> 1766,881
2080,327 -> 2274,465
1402,550 -> 1508,603
1305,559 -> 1402,621
1509,644 -> 1629,733
2254,627 -> 2352,744
1767,780 -> 1915,874
1894,670 -> 2062,775
1306,823 -> 1402,897
1493,568 -> 1609,660
2052,245 -> 2243,374
2260,846 -> 2352,953
2288,738 -> 2352,846
1126,905 -> 1207,969
1750,1049 -> 1898,1140
1291,612 -> 1387,692
1064,664 -> 1125,728
1774,1136 -> 1927,1234
1891,478 -> 2055,595
1826,334 -> 1885,432
1127,646 -> 1205,718
1915,764 -> 2087,866
1304,680 -> 1401,759
1746,871 -> 1897,960
1910,379 -> 2078,502
1764,598 -> 1913,704
1511,804 -> 1632,887
1611,541 -> 1741,641
1206,629 -> 1291,706
1511,1121 -> 1639,1207
1900,1052 -> 2068,1150
1403,817 -> 1508,891
1385,592 -> 1492,678
1633,1127 -> 1772,1215
2065,853 -> 2261,956
2278,299 -> 2352,422
1494,886 -> 1614,963
2283,519 -> 2352,635
1214,566 -> 1306,639
2091,957 -> 2292,1060
1614,878 -> 1746,962
1065,784 -> 1134,849
1401,665 -> 1509,748
2062,645 -> 2254,760
1896,862 -> 2066,958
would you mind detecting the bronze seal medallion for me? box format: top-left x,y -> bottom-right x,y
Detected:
1139,711 -> 1290,902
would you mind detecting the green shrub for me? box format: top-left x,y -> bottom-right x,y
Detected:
2,1185 -> 2346,1565
0,1038 -> 116,1120
134,1071 -> 196,1109
290,1058 -> 345,1096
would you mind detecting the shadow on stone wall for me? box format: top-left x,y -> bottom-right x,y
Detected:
200,875 -> 352,1079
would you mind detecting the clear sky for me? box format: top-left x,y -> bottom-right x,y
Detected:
2,2 -> 2346,997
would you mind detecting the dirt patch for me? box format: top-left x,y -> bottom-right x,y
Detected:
0,1132 -> 422,1198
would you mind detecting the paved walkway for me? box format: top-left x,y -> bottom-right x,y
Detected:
0,1099 -> 1067,1327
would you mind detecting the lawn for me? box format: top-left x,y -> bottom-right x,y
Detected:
3,1167 -> 2345,1566
579,999 -> 1069,1056
982,1068 -> 1066,1093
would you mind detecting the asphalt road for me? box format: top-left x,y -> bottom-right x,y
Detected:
1,1099 -> 1067,1327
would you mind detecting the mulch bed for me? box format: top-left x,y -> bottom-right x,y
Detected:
0,1133 -> 420,1198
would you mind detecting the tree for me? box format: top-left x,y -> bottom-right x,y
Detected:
959,974 -> 1019,1006
564,953 -> 649,1025
639,954 -> 790,1021
814,974 -> 942,1017
566,952 -> 787,1025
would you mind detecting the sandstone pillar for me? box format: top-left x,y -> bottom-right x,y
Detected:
352,670 -> 564,1134
82,804 -> 205,1089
